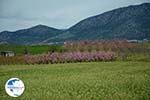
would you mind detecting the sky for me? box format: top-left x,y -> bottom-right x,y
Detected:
0,0 -> 149,32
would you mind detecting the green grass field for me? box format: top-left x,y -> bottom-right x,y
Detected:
0,62 -> 150,100
0,45 -> 63,55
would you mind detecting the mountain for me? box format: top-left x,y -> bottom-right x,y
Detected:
0,25 -> 63,44
0,3 -> 150,44
53,3 -> 150,41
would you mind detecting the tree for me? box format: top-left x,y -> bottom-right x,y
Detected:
23,47 -> 29,55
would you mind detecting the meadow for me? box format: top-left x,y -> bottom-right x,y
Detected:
0,62 -> 150,100
0,44 -> 63,55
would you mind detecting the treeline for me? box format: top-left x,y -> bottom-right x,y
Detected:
64,39 -> 131,52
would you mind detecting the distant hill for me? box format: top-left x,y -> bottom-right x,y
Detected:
0,3 -> 150,44
0,25 -> 63,44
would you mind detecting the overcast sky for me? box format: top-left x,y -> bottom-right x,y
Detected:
0,0 -> 149,32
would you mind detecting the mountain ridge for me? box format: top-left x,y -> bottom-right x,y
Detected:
0,24 -> 63,44
60,2 -> 150,40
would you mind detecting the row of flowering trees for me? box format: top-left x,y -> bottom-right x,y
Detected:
1,40 -> 126,65
24,51 -> 117,64
64,39 -> 132,52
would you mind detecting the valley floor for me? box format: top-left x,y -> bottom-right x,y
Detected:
0,61 -> 150,100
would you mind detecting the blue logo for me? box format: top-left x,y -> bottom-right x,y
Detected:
5,78 -> 25,97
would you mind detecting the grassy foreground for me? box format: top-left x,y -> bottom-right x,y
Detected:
0,62 -> 150,100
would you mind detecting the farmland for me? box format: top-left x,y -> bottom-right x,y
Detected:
0,40 -> 150,100
0,62 -> 150,100
0,40 -> 150,65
